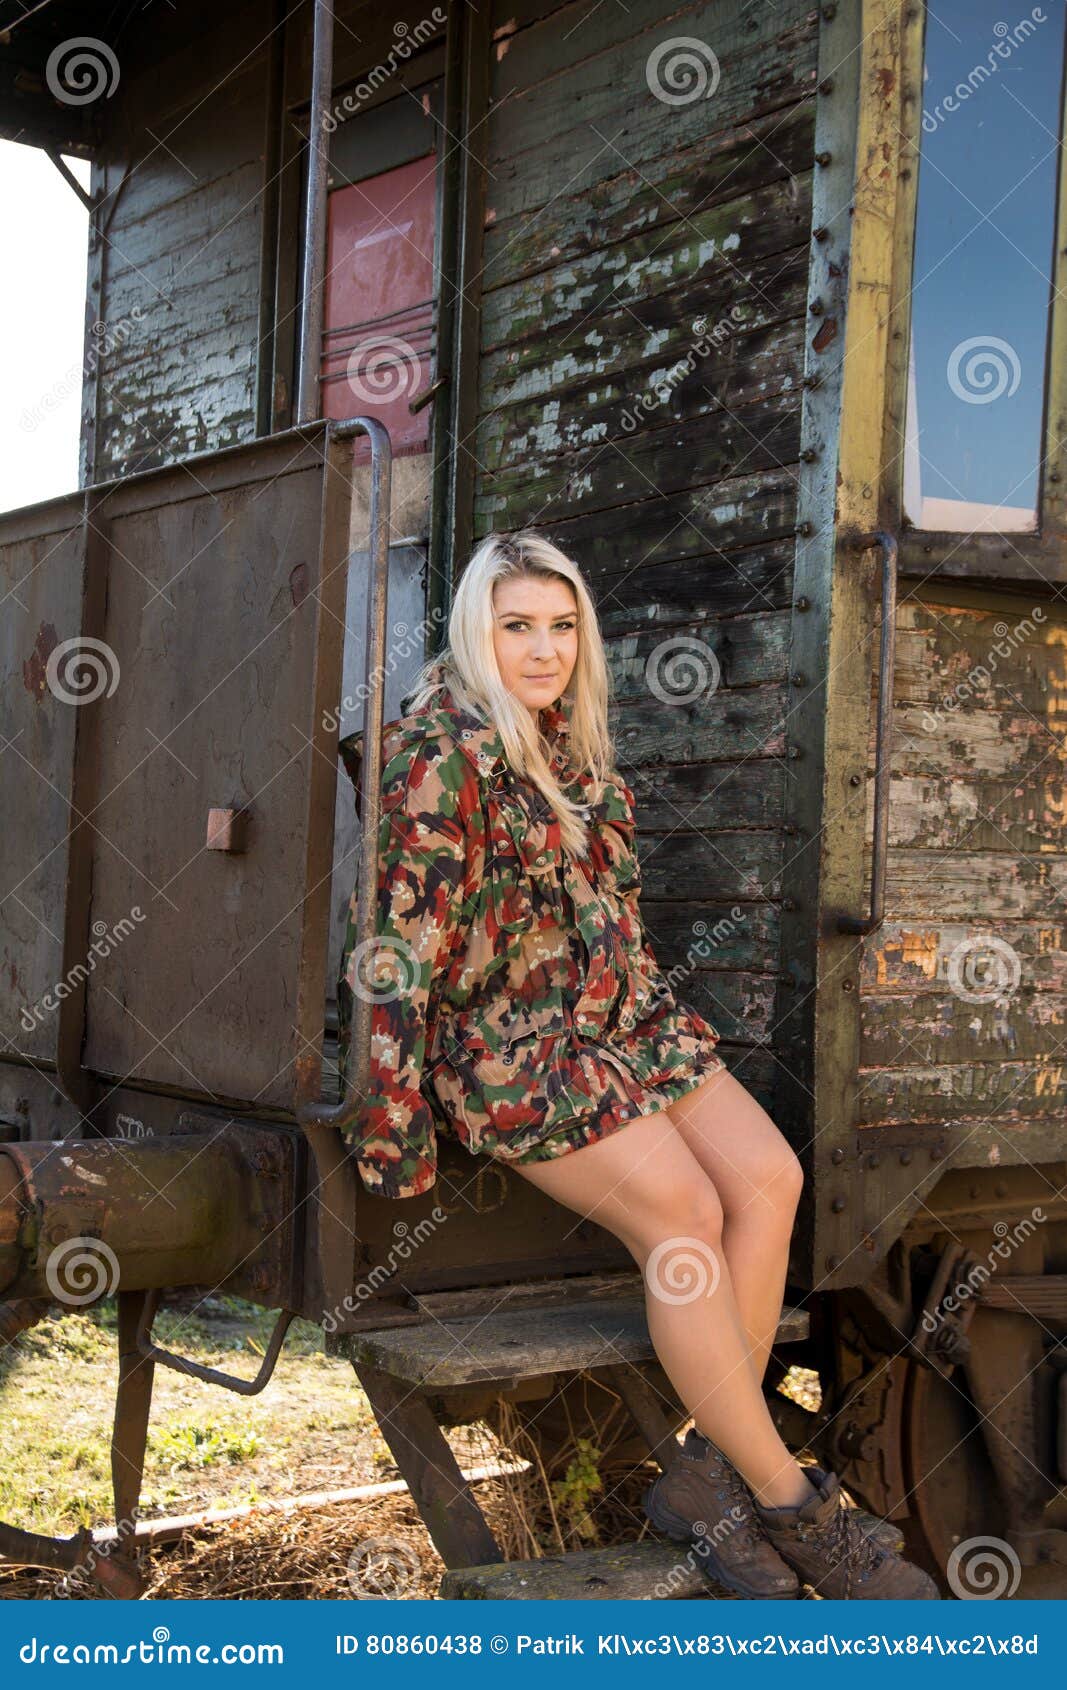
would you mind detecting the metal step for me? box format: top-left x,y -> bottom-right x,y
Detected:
439,1538 -> 727,1600
331,1296 -> 808,1389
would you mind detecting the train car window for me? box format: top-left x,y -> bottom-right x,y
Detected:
903,0 -> 1067,535
320,84 -> 441,457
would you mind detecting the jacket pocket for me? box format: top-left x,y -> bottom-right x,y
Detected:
485,785 -> 558,934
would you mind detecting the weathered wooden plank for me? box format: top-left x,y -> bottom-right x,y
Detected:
877,774 -> 1067,854
884,702 -> 1063,782
332,1296 -> 808,1386
892,608 -> 1066,706
861,991 -> 1067,1066
660,970 -> 778,1048
91,0 -> 268,478
878,851 -> 1067,921
478,388 -> 803,527
636,828 -> 783,903
439,1539 -> 715,1600
483,102 -> 814,287
507,471 -> 798,581
595,539 -> 799,630
611,680 -> 790,769
475,303 -> 807,479
638,899 -> 779,967
860,922 -> 1067,991
856,1061 -> 1067,1128
480,177 -> 811,354
608,612 -> 791,695
486,1 -> 818,215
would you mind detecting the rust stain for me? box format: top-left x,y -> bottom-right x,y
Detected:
873,66 -> 895,101
289,562 -> 309,607
22,622 -> 59,703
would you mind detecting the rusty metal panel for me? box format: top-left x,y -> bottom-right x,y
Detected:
0,493 -> 87,1064
8,424 -> 352,1113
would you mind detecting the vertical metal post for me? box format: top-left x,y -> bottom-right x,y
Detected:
296,0 -> 336,425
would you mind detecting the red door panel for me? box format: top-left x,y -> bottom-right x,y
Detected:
321,153 -> 437,458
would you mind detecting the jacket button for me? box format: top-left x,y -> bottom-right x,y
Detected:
501,1052 -> 514,1065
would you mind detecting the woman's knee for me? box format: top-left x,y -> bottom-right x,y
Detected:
744,1135 -> 804,1221
626,1169 -> 725,1256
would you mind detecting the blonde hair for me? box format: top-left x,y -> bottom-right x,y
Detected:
403,529 -> 615,856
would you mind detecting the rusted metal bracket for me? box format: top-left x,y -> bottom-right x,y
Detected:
134,1287 -> 295,1396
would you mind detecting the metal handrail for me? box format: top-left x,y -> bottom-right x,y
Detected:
298,414 -> 392,1136
837,530 -> 898,936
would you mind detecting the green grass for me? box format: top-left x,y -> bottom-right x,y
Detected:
0,1294 -> 387,1536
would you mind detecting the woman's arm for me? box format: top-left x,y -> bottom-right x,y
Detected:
341,741 -> 469,1198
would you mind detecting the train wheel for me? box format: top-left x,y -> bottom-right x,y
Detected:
900,1355 -> 1007,1591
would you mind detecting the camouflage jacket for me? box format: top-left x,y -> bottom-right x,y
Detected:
337,679 -> 720,1198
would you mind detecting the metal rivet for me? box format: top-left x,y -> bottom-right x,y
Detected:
831,1195 -> 846,1213
830,1148 -> 845,1165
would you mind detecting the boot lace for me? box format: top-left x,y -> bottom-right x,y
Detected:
800,1498 -> 884,1597
702,1455 -> 767,1557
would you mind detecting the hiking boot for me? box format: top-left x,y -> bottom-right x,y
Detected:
644,1428 -> 799,1599
756,1466 -> 940,1599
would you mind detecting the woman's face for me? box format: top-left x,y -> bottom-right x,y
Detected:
492,572 -> 579,716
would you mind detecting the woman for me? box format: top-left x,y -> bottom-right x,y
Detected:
339,530 -> 937,1602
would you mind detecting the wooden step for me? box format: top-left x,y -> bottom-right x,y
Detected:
439,1539 -> 723,1600
439,1507 -> 905,1601
331,1296 -> 808,1388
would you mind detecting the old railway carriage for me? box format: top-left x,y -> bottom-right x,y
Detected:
1,0 -> 1066,1598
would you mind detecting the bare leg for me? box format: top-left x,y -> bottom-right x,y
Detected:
510,1111 -> 814,1509
665,1066 -> 803,1385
